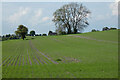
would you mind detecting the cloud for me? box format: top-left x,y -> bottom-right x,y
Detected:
95,14 -> 110,21
34,9 -> 42,18
115,0 -> 120,2
109,0 -> 119,16
110,3 -> 118,16
29,8 -> 43,26
7,7 -> 30,23
42,17 -> 50,22
29,9 -> 51,26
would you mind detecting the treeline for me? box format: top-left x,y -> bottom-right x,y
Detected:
27,34 -> 47,36
0,34 -> 20,41
91,27 -> 117,32
1,33 -> 48,41
1,27 -> 117,41
0,32 -> 48,41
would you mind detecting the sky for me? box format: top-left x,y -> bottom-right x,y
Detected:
1,1 -> 119,35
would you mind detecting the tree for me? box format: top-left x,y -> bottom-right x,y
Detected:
91,29 -> 96,32
52,3 -> 91,34
48,31 -> 53,35
102,27 -> 109,31
42,34 -> 47,36
30,30 -> 35,36
109,27 -> 117,30
55,27 -> 66,35
15,25 -> 28,40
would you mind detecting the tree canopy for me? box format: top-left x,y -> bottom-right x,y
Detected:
30,30 -> 35,36
15,25 -> 28,40
52,3 -> 91,34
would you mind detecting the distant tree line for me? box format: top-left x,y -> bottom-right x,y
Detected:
0,34 -> 20,41
0,26 -> 118,41
91,27 -> 117,32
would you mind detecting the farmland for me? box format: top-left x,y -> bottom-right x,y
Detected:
2,30 -> 118,78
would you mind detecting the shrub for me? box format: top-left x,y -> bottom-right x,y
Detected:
56,58 -> 62,61
102,27 -> 109,31
91,29 -> 96,32
42,34 -> 47,36
109,28 -> 117,30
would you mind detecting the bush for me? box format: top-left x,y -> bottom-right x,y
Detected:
35,34 -> 39,36
61,31 -> 67,35
109,28 -> 117,30
91,29 -> 96,32
102,27 -> 109,31
42,34 -> 47,36
56,58 -> 62,61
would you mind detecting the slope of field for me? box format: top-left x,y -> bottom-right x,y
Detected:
2,30 -> 118,78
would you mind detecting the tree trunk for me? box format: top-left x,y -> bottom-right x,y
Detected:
67,28 -> 72,34
21,34 -> 25,40
74,28 -> 77,34
67,24 -> 72,34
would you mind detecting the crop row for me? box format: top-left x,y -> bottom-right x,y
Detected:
2,41 -> 58,66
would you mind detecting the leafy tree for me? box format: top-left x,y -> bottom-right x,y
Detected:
102,27 -> 109,31
15,25 -> 28,40
91,29 -> 96,32
52,3 -> 91,34
55,27 -> 66,35
30,30 -> 35,36
109,27 -> 117,30
42,34 -> 47,36
48,31 -> 53,35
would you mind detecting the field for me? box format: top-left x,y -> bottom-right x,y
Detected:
2,30 -> 118,78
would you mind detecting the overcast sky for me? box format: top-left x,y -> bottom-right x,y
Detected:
2,2 -> 118,35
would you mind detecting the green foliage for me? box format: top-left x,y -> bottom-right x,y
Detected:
56,58 -> 62,61
91,29 -> 96,32
30,30 -> 35,36
109,27 -> 117,30
102,27 -> 109,31
48,31 -> 53,35
42,34 -> 47,36
15,25 -> 28,40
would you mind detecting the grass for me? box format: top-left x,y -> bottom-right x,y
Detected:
2,30 -> 118,78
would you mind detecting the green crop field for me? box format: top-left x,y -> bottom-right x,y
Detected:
2,30 -> 118,78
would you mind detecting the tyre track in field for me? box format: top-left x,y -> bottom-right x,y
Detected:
29,40 -> 58,64
29,41 -> 47,64
68,35 -> 118,43
49,37 -> 65,44
15,55 -> 20,66
29,42 -> 44,64
19,55 -> 22,66
27,41 -> 40,65
27,50 -> 32,65
23,55 -> 24,65
31,50 -> 39,65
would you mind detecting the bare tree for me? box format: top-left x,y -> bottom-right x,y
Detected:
52,3 -> 91,34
